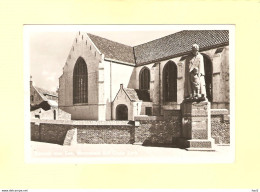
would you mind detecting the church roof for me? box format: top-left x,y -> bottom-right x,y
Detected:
87,33 -> 136,64
133,30 -> 229,65
87,30 -> 229,66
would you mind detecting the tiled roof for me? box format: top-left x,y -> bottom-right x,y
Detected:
87,33 -> 136,64
133,30 -> 229,65
34,86 -> 58,101
124,88 -> 151,102
124,88 -> 140,101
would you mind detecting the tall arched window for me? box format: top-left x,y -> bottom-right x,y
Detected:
73,57 -> 88,104
163,61 -> 177,102
202,54 -> 213,102
139,67 -> 150,90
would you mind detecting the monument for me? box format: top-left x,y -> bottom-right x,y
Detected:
178,44 -> 215,151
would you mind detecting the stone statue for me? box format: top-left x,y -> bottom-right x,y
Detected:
190,67 -> 200,99
184,44 -> 207,101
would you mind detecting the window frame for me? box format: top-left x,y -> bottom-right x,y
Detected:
163,61 -> 177,103
73,57 -> 88,104
139,67 -> 150,90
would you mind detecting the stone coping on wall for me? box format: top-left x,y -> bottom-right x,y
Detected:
134,115 -> 164,121
211,109 -> 229,121
31,119 -> 134,126
211,109 -> 229,115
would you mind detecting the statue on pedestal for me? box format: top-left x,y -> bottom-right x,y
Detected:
184,44 -> 207,102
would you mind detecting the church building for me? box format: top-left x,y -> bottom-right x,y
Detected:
58,30 -> 229,120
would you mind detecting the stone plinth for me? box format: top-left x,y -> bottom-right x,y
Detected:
178,101 -> 215,151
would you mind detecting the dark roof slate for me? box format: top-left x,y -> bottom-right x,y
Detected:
87,33 -> 136,64
133,30 -> 229,65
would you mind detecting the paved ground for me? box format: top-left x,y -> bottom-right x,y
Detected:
29,141 -> 234,163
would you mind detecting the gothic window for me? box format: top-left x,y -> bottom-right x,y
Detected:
163,61 -> 177,102
73,57 -> 88,104
202,54 -> 213,102
139,67 -> 150,90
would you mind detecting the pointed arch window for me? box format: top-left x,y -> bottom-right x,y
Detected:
139,67 -> 150,90
163,61 -> 177,102
202,54 -> 213,102
73,57 -> 88,104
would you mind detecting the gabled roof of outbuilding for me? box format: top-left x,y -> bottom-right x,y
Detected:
114,87 -> 151,102
124,88 -> 140,102
133,30 -> 229,65
87,33 -> 136,65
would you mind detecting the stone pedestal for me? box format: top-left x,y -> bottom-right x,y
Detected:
178,101 -> 215,151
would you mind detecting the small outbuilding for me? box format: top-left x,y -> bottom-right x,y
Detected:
112,84 -> 152,120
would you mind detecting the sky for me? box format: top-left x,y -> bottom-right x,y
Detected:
29,30 -> 180,92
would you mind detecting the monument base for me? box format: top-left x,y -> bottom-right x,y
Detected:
178,101 -> 215,151
178,138 -> 215,151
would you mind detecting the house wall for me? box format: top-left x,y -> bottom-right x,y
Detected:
31,107 -> 71,120
30,84 -> 44,105
139,102 -> 153,115
58,32 -> 104,120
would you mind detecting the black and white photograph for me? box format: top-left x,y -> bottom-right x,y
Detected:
25,25 -> 235,163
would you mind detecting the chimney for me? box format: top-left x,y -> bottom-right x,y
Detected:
120,84 -> 123,89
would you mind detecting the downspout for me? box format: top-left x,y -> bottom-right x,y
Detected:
159,62 -> 161,115
110,61 -> 113,120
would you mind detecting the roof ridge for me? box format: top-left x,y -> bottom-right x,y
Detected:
133,30 -> 225,48
34,86 -> 58,96
133,31 -> 182,48
87,33 -> 133,48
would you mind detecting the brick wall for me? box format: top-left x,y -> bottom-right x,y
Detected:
77,125 -> 134,144
211,109 -> 230,144
134,111 -> 181,146
31,120 -> 135,145
31,108 -> 230,145
31,121 -> 70,145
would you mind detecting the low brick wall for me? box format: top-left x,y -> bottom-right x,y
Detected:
31,120 -> 135,145
31,121 -> 70,145
211,109 -> 230,144
134,111 -> 182,146
31,109 -> 230,145
78,125 -> 134,144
